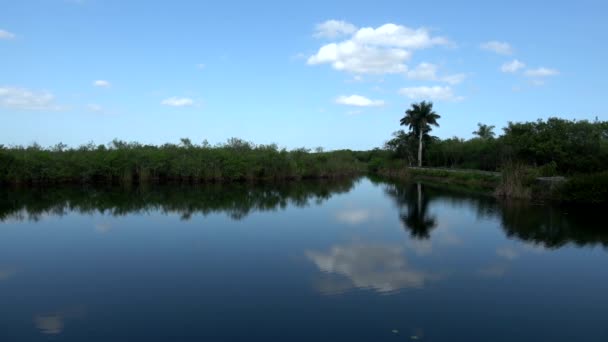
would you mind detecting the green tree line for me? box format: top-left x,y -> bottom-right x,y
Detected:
385,112 -> 608,175
0,138 -> 365,184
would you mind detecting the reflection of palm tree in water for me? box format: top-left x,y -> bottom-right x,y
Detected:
385,182 -> 437,239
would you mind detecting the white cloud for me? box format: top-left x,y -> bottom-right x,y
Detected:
399,86 -> 463,101
308,23 -> 449,75
87,104 -> 103,112
308,40 -> 411,74
501,59 -> 526,73
406,62 -> 466,84
314,20 -> 357,39
0,86 -> 61,110
480,41 -> 513,55
407,62 -> 438,81
0,29 -> 16,40
335,94 -> 384,107
353,24 -> 449,49
524,67 -> 559,77
161,97 -> 194,107
93,80 -> 111,88
196,63 -> 205,70
441,73 -> 466,85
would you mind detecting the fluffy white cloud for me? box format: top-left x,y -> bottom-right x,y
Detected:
314,20 -> 357,39
335,94 -> 384,107
87,104 -> 103,112
93,80 -> 111,88
441,73 -> 466,85
406,62 -> 466,85
308,40 -> 410,74
0,29 -> 16,40
353,24 -> 449,49
161,97 -> 194,107
501,59 -> 525,73
406,62 -> 438,80
481,41 -> 513,55
524,67 -> 559,77
0,86 -> 60,110
308,23 -> 449,74
399,86 -> 462,101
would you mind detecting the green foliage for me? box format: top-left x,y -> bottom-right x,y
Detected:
472,123 -> 496,139
557,172 -> 608,204
385,117 -> 608,174
0,139 -> 365,185
400,101 -> 441,166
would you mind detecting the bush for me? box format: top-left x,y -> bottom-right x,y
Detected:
557,172 -> 608,204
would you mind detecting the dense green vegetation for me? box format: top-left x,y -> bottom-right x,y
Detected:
384,117 -> 608,174
0,138 -> 364,184
1,100 -> 606,203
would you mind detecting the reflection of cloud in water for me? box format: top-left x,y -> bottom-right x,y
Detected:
306,243 -> 437,294
478,264 -> 508,278
0,267 -> 16,281
34,306 -> 86,335
407,239 -> 433,256
496,246 -> 519,260
95,222 -> 112,233
335,209 -> 371,225
35,314 -> 63,335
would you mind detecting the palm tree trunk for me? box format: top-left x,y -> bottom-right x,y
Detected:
418,130 -> 423,167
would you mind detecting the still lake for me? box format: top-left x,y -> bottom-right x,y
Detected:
1,177 -> 607,341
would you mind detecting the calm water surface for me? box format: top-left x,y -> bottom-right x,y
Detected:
1,178 -> 607,341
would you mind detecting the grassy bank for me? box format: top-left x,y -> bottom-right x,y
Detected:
0,139 -> 365,184
374,164 -> 607,204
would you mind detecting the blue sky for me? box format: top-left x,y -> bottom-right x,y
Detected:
1,0 -> 607,150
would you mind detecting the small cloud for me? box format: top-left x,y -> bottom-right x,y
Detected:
0,86 -> 61,110
335,94 -> 384,107
478,264 -> 508,278
501,59 -> 526,73
407,62 -> 438,81
529,79 -> 546,87
93,80 -> 111,88
524,67 -> 559,77
496,246 -> 519,260
87,104 -> 103,113
314,20 -> 357,39
407,63 -> 466,84
480,41 -> 513,55
399,86 -> 463,101
0,29 -> 16,40
441,73 -> 466,85
196,63 -> 205,70
161,97 -> 194,107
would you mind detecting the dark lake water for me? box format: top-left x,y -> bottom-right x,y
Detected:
1,177 -> 607,341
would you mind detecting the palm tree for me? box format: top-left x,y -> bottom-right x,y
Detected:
400,101 -> 441,167
472,123 -> 495,139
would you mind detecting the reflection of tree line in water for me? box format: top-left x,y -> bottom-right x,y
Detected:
0,179 -> 357,221
374,178 -> 608,249
1,177 -> 606,248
